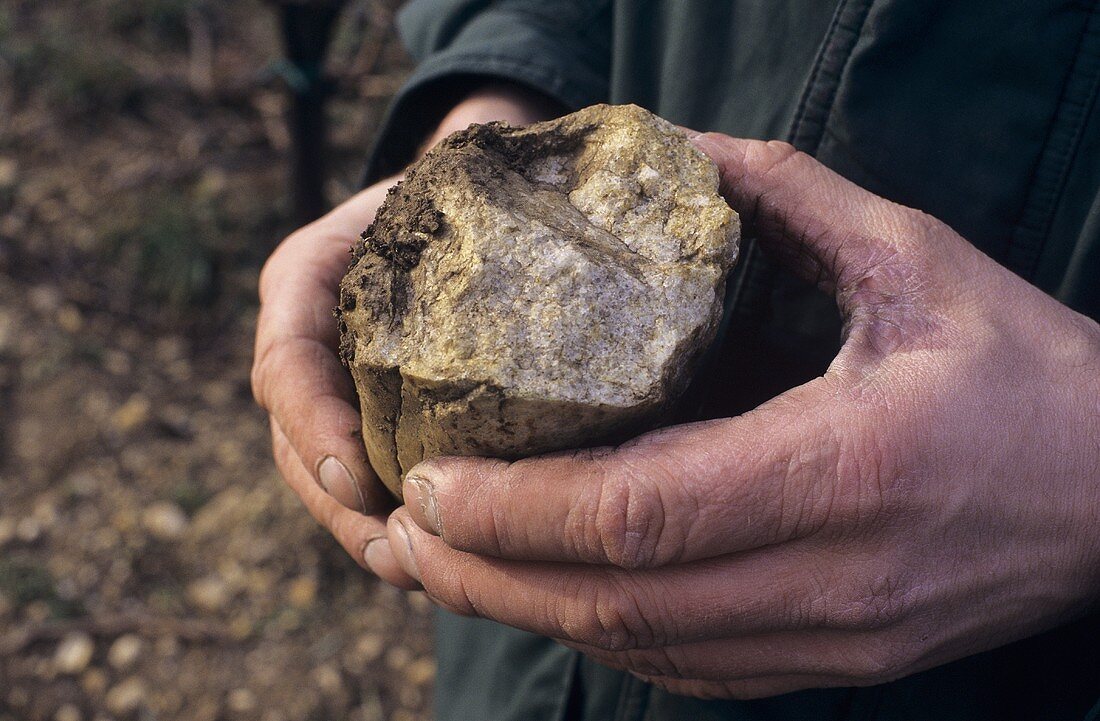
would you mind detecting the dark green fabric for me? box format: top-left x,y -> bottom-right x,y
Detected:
435,610 -> 575,721
366,0 -> 1100,718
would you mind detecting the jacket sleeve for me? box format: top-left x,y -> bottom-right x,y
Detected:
364,0 -> 612,182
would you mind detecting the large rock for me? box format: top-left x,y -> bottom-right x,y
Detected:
337,104 -> 739,496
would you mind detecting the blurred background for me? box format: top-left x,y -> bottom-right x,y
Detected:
0,1 -> 436,719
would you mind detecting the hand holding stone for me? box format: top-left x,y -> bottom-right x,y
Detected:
386,135 -> 1100,698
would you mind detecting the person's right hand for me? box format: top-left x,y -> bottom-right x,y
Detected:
253,175 -> 422,588
252,83 -> 564,587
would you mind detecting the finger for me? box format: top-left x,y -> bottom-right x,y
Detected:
387,508 -> 902,649
253,180 -> 399,512
401,386 -> 865,566
272,418 -> 419,589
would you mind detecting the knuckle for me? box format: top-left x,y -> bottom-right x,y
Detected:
811,417 -> 905,537
749,140 -> 801,176
331,516 -> 368,566
587,465 -> 669,569
415,560 -> 478,618
620,647 -> 691,680
564,576 -> 659,651
771,428 -> 842,542
831,572 -> 917,631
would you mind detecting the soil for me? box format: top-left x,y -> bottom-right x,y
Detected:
0,2 -> 435,720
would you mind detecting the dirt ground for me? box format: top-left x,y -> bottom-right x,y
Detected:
0,2 -> 436,719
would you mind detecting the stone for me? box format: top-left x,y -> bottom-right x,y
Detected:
404,656 -> 436,686
54,704 -> 82,721
104,677 -> 146,716
54,633 -> 95,675
107,634 -> 143,670
111,394 -> 151,434
140,501 -> 188,541
338,104 -> 739,495
186,575 -> 231,612
227,688 -> 257,713
286,575 -> 318,608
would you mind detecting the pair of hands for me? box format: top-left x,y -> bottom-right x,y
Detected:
253,93 -> 1100,699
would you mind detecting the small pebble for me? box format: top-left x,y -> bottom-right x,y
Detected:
105,677 -> 146,716
56,304 -> 83,333
107,634 -> 143,670
404,657 -> 436,686
226,688 -> 256,713
54,633 -> 95,675
28,285 -> 61,314
0,517 -> 14,547
141,502 -> 188,541
355,633 -> 384,663
15,517 -> 42,543
287,575 -> 317,608
384,646 -> 412,671
187,576 -> 231,612
0,157 -> 16,188
54,704 -> 82,721
111,395 -> 151,434
311,664 -> 343,694
81,668 -> 109,696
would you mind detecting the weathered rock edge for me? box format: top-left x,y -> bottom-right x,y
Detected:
337,104 -> 740,496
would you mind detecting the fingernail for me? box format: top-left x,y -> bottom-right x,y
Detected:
318,456 -> 365,513
391,522 -> 421,583
405,474 -> 442,536
363,537 -> 388,573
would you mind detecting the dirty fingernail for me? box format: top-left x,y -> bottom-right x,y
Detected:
318,456 -> 365,513
363,537 -> 389,573
405,474 -> 442,536
391,522 -> 421,583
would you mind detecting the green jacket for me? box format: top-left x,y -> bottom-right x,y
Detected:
366,1 -> 1100,718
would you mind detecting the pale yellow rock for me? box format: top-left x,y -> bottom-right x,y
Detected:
54,633 -> 95,674
286,574 -> 318,608
187,575 -> 231,612
54,703 -> 82,721
104,676 -> 146,716
107,634 -> 143,670
141,501 -> 188,541
227,688 -> 257,713
338,104 -> 739,495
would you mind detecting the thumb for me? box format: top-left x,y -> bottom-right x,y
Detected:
689,134 -> 939,318
689,133 -> 956,362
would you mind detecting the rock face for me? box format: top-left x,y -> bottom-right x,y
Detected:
337,104 -> 739,496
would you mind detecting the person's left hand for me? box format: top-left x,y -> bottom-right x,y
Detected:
381,133 -> 1100,699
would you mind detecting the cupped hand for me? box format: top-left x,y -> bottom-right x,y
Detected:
385,134 -> 1100,698
252,175 -> 420,588
251,84 -> 565,589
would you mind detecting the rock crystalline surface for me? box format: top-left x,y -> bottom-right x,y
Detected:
337,104 -> 740,496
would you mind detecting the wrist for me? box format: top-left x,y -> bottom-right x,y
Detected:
417,82 -> 566,158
